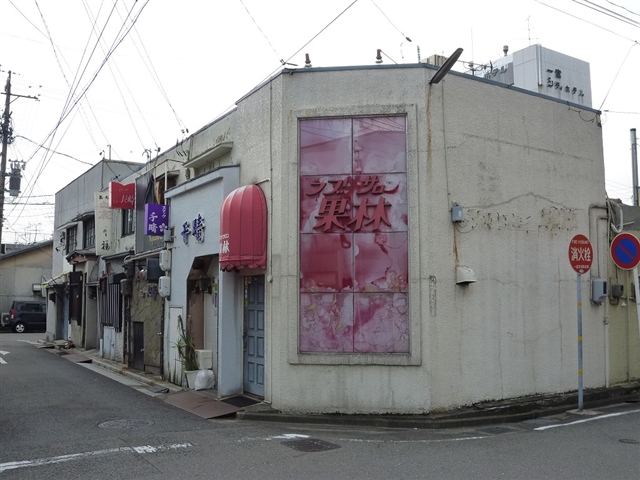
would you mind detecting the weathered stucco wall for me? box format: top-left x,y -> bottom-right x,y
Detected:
131,278 -> 163,374
236,65 -> 607,413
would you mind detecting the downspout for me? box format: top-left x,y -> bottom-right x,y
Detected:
81,272 -> 87,349
160,299 -> 165,378
598,213 -> 609,388
589,204 -> 609,386
266,79 -> 274,405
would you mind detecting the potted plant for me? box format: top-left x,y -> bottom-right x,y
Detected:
174,314 -> 199,388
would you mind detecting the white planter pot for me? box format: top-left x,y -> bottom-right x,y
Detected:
185,370 -> 198,389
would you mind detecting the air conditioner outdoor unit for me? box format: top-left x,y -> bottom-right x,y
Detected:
195,349 -> 213,370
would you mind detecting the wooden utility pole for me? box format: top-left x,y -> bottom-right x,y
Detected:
0,70 -> 12,251
0,71 -> 39,250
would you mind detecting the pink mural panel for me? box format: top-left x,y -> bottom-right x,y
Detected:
300,118 -> 352,175
300,175 -> 352,234
354,293 -> 409,353
300,234 -> 353,292
354,116 -> 406,174
351,174 -> 407,232
299,116 -> 408,355
300,293 -> 354,352
354,232 -> 408,292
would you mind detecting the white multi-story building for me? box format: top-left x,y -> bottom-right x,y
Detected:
469,44 -> 592,107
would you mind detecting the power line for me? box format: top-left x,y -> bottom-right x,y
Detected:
15,135 -> 92,165
606,0 -> 640,17
534,0 -> 639,43
210,0 -> 360,123
240,0 -> 282,62
599,43 -> 638,110
572,0 -> 640,28
370,0 -> 412,41
10,0 -> 151,232
83,1 -> 151,151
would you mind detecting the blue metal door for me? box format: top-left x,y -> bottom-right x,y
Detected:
243,276 -> 265,397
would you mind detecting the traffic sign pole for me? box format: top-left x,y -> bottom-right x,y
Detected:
634,267 -> 640,345
577,273 -> 584,411
610,233 -> 640,346
569,234 -> 593,412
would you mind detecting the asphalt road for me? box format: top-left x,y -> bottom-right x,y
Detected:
1,332 -> 639,479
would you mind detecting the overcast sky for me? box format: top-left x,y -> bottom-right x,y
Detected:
1,0 -> 638,244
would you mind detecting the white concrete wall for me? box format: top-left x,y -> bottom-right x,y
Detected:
234,65 -> 606,413
164,166 -> 239,389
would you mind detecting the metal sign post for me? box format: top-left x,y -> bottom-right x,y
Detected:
610,233 -> 640,344
569,234 -> 594,411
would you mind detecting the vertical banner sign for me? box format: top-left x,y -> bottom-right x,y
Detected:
144,204 -> 169,236
568,234 -> 593,411
610,233 -> 640,345
95,192 -> 113,255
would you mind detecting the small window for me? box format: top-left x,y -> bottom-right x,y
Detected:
66,226 -> 78,253
84,217 -> 95,248
122,209 -> 134,236
155,174 -> 178,205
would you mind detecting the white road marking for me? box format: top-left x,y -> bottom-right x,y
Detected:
239,433 -> 486,444
337,436 -> 487,444
0,350 -> 8,364
534,409 -> 640,431
0,358 -> 6,365
0,350 -> 9,355
0,442 -> 192,473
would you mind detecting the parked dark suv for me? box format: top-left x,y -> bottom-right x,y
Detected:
8,301 -> 46,333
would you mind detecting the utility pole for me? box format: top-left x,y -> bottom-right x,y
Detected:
0,71 -> 39,250
0,71 -> 12,251
632,128 -> 638,206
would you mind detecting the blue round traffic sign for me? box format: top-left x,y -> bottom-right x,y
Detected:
610,233 -> 640,270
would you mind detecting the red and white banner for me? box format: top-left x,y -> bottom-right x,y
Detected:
109,182 -> 135,209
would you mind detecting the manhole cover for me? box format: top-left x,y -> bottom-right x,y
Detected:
619,439 -> 639,445
281,438 -> 341,452
98,419 -> 154,429
478,426 -> 517,435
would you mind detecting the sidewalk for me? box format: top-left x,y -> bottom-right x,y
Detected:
54,345 -> 640,429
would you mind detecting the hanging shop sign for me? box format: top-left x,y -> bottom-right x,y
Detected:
109,182 -> 135,209
144,204 -> 169,236
95,192 -> 113,255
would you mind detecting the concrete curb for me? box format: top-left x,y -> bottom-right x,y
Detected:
237,385 -> 640,429
88,357 -> 182,393
43,343 -> 639,429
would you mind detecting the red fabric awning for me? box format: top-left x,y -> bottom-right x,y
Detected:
219,185 -> 267,272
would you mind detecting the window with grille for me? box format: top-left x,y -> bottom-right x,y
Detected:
66,226 -> 77,253
84,217 -> 95,248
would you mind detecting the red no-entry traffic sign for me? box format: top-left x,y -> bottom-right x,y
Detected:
569,234 -> 593,274
611,233 -> 640,270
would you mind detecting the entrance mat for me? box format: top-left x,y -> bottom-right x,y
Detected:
62,353 -> 92,363
164,391 -> 240,419
221,395 -> 262,408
